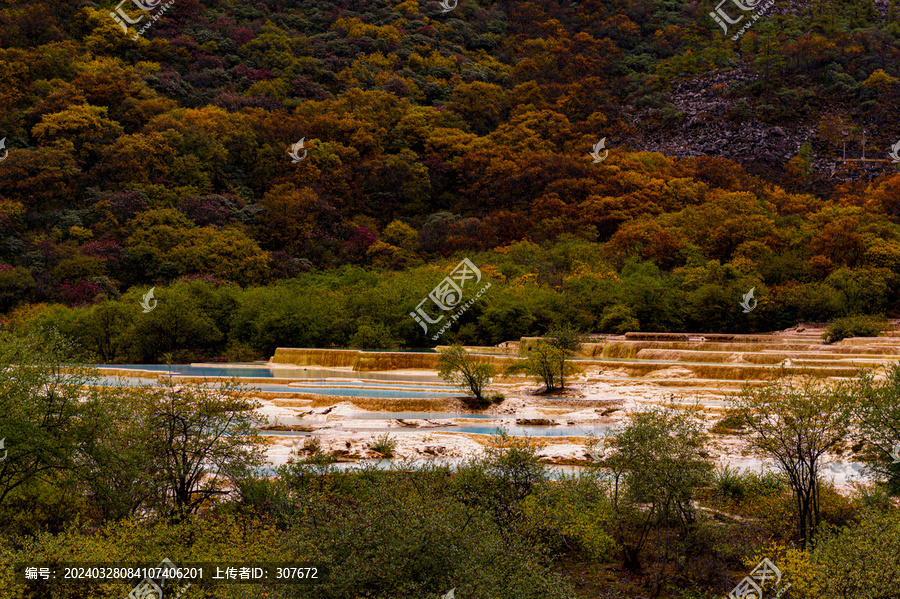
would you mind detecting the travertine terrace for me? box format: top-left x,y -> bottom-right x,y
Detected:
261,324 -> 900,490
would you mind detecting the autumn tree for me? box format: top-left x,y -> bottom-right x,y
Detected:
31,104 -> 124,161
448,81 -> 507,135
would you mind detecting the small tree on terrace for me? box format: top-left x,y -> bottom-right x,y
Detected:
730,374 -> 851,547
516,341 -> 569,392
438,345 -> 497,408
507,325 -> 582,392
546,324 -> 583,389
510,326 -> 582,392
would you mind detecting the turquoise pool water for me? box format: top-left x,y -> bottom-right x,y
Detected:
102,363 -> 279,377
262,424 -> 611,437
341,412 -> 499,420
100,363 -> 448,383
100,376 -> 461,400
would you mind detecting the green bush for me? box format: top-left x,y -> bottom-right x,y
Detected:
302,437 -> 322,453
599,304 -> 640,334
809,508 -> 900,598
521,472 -> 616,560
823,315 -> 885,343
289,467 -> 575,599
711,466 -> 786,502
711,465 -> 747,501
370,433 -> 398,457
449,432 -> 547,525
710,413 -> 747,434
349,320 -> 398,349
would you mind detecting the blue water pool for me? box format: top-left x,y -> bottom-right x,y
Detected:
262,425 -> 611,437
251,384 -> 459,399
101,363 -> 277,377
99,363 -> 450,384
343,412 -> 500,420
98,376 -> 460,399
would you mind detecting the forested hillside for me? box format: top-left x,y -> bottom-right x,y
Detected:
1,0 -> 899,349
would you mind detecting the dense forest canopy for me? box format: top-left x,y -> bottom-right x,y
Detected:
1,0 -> 899,350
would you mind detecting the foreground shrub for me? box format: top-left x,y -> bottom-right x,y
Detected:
710,466 -> 786,503
808,508 -> 900,598
521,472 -> 616,561
607,406 -> 712,575
450,433 -> 547,525
850,364 -> 900,494
0,515 -> 293,599
284,467 -> 574,599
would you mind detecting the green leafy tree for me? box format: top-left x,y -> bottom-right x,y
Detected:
606,406 -> 712,578
75,384 -> 160,521
142,378 -> 265,520
850,364 -> 900,493
122,285 -> 225,363
72,301 -> 133,363
731,375 -> 852,546
438,344 -> 497,407
510,340 -> 574,392
0,329 -> 97,504
349,319 -> 397,349
0,266 -> 36,312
